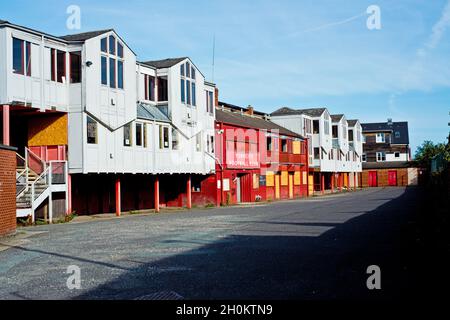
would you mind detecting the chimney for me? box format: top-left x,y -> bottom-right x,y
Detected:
387,118 -> 393,126
247,105 -> 254,116
214,87 -> 219,107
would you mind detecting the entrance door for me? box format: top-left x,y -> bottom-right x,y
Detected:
275,174 -> 281,199
236,177 -> 241,203
388,170 -> 397,186
240,174 -> 252,203
368,171 -> 378,187
288,174 -> 294,199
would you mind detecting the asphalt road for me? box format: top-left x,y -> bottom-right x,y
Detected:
0,187 -> 423,300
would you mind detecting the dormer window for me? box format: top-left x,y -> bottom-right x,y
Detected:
376,133 -> 385,143
395,131 -> 400,139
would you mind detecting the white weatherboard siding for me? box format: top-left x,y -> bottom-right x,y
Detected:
386,152 -> 409,162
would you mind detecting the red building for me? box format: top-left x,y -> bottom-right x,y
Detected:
215,102 -> 308,205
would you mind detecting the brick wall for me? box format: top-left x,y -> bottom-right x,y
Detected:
362,168 -> 409,187
0,145 -> 17,236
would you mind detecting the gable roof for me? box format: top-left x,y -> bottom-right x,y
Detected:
271,107 -> 327,118
137,103 -> 170,123
361,121 -> 409,144
59,29 -> 113,41
142,57 -> 188,69
219,101 -> 267,117
347,119 -> 359,127
0,19 -> 8,24
331,114 -> 344,122
216,109 -> 303,138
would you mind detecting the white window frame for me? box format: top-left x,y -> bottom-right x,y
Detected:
376,133 -> 385,143
376,152 -> 386,162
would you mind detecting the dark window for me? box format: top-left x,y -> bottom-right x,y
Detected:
70,52 -> 81,83
186,62 -> 190,77
348,129 -> 354,141
148,76 -> 155,101
136,123 -> 143,147
87,116 -> 97,144
109,35 -> 116,55
395,131 -> 400,139
186,80 -> 191,104
51,49 -> 56,81
314,147 -> 320,160
123,123 -> 132,146
56,50 -> 66,83
191,67 -> 196,79
101,56 -> 107,85
109,58 -> 116,88
13,38 -> 24,75
117,42 -> 124,58
158,77 -> 168,101
118,60 -> 123,89
180,64 -> 185,76
209,91 -> 214,113
160,126 -> 169,149
313,120 -> 320,134
191,82 -> 196,106
266,136 -> 272,151
192,179 -> 201,192
281,139 -> 288,152
25,42 -> 31,76
395,152 -> 400,158
181,79 -> 185,103
101,37 -> 107,53
332,125 -> 338,138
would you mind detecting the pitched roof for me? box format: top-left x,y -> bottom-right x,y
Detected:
137,103 -> 170,123
331,114 -> 344,122
216,109 -> 303,138
219,101 -> 267,117
271,107 -> 327,117
347,119 -> 359,127
363,161 -> 412,170
0,19 -> 8,24
59,29 -> 113,41
362,121 -> 409,144
142,57 -> 187,69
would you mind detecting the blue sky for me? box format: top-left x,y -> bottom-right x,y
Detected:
2,0 -> 450,154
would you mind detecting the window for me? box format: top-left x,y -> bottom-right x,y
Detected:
395,152 -> 400,158
144,75 -> 155,101
186,62 -> 190,77
376,133 -> 385,143
376,152 -> 386,162
123,123 -> 132,146
314,147 -> 320,160
117,43 -> 124,58
332,125 -> 338,138
51,49 -> 56,81
186,80 -> 191,105
26,42 -> 31,76
313,120 -> 320,134
180,64 -> 185,76
395,131 -> 400,139
324,115 -> 330,135
266,136 -> 272,151
101,37 -> 107,53
191,67 -> 196,79
70,52 -> 81,83
136,123 -> 143,147
281,139 -> 288,152
143,123 -> 148,148
101,56 -> 108,85
87,116 -> 98,144
196,133 -> 202,152
13,38 -> 24,75
159,126 -> 169,149
191,82 -> 196,106
348,129 -> 354,142
210,135 -> 214,153
209,91 -> 214,113
118,60 -> 124,89
362,134 -> 367,143
109,58 -> 116,88
56,50 -> 66,83
192,179 -> 201,192
109,35 -> 116,55
172,128 -> 179,150
181,79 -> 185,103
158,77 -> 168,101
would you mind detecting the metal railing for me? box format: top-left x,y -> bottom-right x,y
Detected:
49,161 -> 67,185
26,147 -> 46,176
32,166 -> 50,202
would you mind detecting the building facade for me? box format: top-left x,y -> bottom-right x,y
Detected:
215,103 -> 308,205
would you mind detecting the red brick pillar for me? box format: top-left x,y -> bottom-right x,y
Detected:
154,176 -> 160,213
321,173 -> 325,195
2,105 -> 10,146
115,176 -> 121,216
187,175 -> 192,209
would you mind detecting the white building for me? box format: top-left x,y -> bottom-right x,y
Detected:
0,19 -> 216,220
271,107 -> 363,193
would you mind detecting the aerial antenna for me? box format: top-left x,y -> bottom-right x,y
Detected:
212,33 -> 216,83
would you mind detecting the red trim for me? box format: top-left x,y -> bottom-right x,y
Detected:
154,176 -> 160,213
2,105 -> 10,146
187,175 -> 192,209
115,177 -> 121,216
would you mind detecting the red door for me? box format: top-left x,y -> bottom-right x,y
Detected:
388,170 -> 397,186
240,174 -> 252,203
368,171 -> 378,187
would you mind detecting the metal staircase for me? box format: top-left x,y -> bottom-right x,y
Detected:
16,148 -> 68,223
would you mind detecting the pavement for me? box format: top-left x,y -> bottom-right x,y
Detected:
0,187 -> 425,300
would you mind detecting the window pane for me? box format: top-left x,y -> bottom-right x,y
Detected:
109,58 -> 116,88
186,62 -> 190,77
191,67 -> 195,79
149,76 -> 155,101
51,49 -> 56,81
124,123 -> 131,146
70,52 -> 81,83
172,128 -> 179,150
13,38 -> 24,75
164,127 -> 169,148
101,38 -> 107,53
209,91 -> 214,113
101,56 -> 107,85
191,82 -> 196,106
186,80 -> 191,105
136,123 -> 142,146
118,60 -> 123,89
117,42 -> 123,58
158,77 -> 168,101
109,35 -> 116,55
180,64 -> 184,76
57,50 -> 66,83
87,117 -> 97,144
181,79 -> 185,103
26,42 -> 31,76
